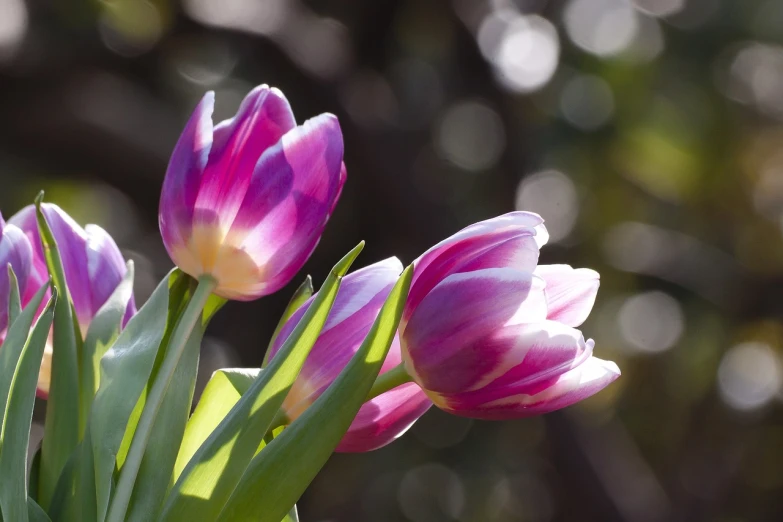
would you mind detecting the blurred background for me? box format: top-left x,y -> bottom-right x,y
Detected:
5,0 -> 783,520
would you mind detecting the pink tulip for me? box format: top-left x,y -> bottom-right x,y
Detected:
268,258 -> 432,452
9,203 -> 136,396
400,212 -> 619,420
159,85 -> 346,301
0,212 -> 33,334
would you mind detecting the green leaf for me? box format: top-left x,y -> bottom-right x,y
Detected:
160,242 -> 365,522
263,275 -> 313,367
0,284 -> 50,431
0,292 -> 56,522
27,498 -> 52,522
115,271 -> 192,471
217,264 -> 413,522
283,505 -> 299,522
173,367 -> 260,481
7,265 -> 21,329
89,271 -> 173,522
79,261 -> 135,436
125,287 -> 226,522
36,194 -> 84,509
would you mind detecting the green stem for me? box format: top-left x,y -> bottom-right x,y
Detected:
366,363 -> 413,401
106,275 -> 216,522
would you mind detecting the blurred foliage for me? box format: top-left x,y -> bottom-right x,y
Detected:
4,0 -> 783,520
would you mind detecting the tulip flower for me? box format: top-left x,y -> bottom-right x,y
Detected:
0,213 -> 33,334
399,212 -> 619,420
159,85 -> 346,301
268,258 -> 432,452
9,203 -> 136,396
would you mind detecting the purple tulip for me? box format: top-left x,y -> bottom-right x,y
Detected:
399,212 -> 619,420
0,213 -> 33,334
159,85 -> 346,301
268,258 -> 432,452
9,203 -> 136,396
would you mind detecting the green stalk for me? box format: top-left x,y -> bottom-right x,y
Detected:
106,275 -> 216,522
365,363 -> 413,400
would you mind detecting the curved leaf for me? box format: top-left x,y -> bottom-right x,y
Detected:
160,242 -> 365,522
218,264 -> 413,522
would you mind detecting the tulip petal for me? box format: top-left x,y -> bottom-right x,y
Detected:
406,212 -> 545,320
336,383 -> 432,453
0,225 -> 33,332
429,321 -> 593,411
457,354 -> 620,419
535,264 -> 599,327
215,113 -> 344,299
85,224 -> 136,326
402,268 -> 547,394
160,92 -> 215,255
194,86 -> 296,233
268,258 -> 403,363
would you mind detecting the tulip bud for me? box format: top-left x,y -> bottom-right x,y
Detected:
0,213 -> 33,333
268,258 -> 432,452
400,212 -> 619,419
159,85 -> 346,301
9,203 -> 136,396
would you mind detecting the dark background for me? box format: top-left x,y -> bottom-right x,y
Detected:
7,0 -> 783,520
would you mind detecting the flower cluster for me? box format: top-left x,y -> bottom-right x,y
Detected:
0,83 -> 620,522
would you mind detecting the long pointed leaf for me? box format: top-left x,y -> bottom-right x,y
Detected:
27,498 -> 52,522
218,264 -> 413,522
0,284 -> 50,430
173,367 -> 260,481
7,265 -> 21,329
263,276 -> 313,367
79,261 -> 135,435
36,194 -> 83,509
0,293 -> 56,522
160,242 -> 365,522
125,292 -> 225,521
89,271 -> 173,522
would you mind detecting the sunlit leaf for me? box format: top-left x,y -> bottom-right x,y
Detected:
160,242 -> 365,522
218,264 -> 413,522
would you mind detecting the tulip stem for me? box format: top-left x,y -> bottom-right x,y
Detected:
366,363 -> 413,401
106,274 -> 216,522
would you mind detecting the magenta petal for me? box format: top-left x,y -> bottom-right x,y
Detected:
159,92 -> 215,256
0,224 -> 33,331
336,383 -> 432,453
535,264 -> 599,327
194,86 -> 296,232
402,268 -> 547,394
442,354 -> 620,420
406,212 -> 545,321
85,224 -> 135,324
225,113 -> 345,297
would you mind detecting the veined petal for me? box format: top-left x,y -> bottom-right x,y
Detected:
336,383 -> 432,453
0,225 -> 33,332
11,204 -> 93,323
194,86 -> 296,234
406,212 -> 544,320
212,113 -> 344,299
428,321 -> 593,410
268,258 -> 403,363
85,224 -> 136,326
401,268 -> 547,394
440,354 -> 620,420
159,92 -> 215,255
535,264 -> 599,327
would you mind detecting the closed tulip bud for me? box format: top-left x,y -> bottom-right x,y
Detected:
268,258 -> 432,452
0,213 -> 33,334
9,203 -> 136,396
159,85 -> 346,301
400,212 -> 619,420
